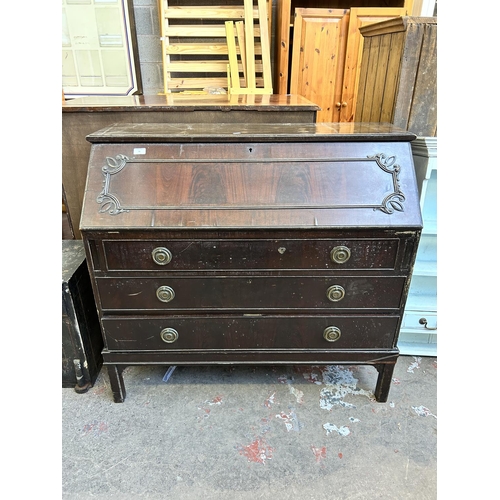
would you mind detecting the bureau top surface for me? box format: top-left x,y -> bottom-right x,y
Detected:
62,94 -> 320,113
80,123 -> 422,231
86,122 -> 416,143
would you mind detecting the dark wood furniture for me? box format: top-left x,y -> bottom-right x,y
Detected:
62,94 -> 319,239
80,122 -> 421,403
62,240 -> 103,391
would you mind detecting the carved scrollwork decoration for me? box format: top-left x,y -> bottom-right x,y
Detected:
96,155 -> 130,215
369,153 -> 406,214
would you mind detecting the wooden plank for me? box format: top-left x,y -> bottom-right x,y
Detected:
380,31 -> 405,123
225,21 -> 240,90
168,60 -> 264,73
275,0 -> 291,94
354,36 -> 370,122
406,22 -> 437,136
163,6 -> 259,20
168,77 -> 265,90
244,0 -> 256,88
357,34 -> 380,122
369,32 -> 391,123
235,21 -> 248,85
161,0 -> 172,96
257,0 -> 272,91
392,21 -> 424,129
165,42 -> 261,56
163,25 -> 260,37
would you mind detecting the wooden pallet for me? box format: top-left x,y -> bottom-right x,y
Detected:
159,1 -> 271,94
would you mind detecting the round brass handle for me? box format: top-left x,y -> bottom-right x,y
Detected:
152,247 -> 172,265
156,285 -> 175,303
330,246 -> 351,264
335,102 -> 348,108
323,326 -> 341,342
160,327 -> 178,343
326,285 -> 345,302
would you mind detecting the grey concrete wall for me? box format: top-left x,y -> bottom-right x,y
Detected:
132,0 -> 163,95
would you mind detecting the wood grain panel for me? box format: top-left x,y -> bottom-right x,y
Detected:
290,8 -> 349,122
101,315 -> 400,351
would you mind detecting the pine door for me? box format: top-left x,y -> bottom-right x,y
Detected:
290,7 -> 407,123
290,9 -> 349,123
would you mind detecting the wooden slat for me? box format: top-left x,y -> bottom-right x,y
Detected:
257,0 -> 272,90
244,0 -> 256,89
225,21 -> 240,89
369,34 -> 391,123
165,42 -> 261,55
380,31 -> 405,123
164,6 -> 258,20
163,25 -> 260,37
392,21 -> 424,129
275,0 -> 291,93
235,21 -> 247,85
168,76 -> 265,89
169,60 -> 264,73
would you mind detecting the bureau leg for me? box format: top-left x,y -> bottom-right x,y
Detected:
107,365 -> 126,403
373,362 -> 396,403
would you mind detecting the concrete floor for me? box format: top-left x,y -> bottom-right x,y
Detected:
62,355 -> 437,499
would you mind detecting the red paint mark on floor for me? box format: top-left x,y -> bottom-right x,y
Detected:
83,421 -> 108,435
210,395 -> 223,405
392,378 -> 401,385
338,452 -> 343,459
238,437 -> 274,464
311,445 -> 327,463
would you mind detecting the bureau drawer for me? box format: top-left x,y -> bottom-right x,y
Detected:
102,238 -> 399,271
96,276 -> 405,311
101,315 -> 400,351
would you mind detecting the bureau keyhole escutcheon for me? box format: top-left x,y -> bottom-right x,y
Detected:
326,285 -> 345,302
152,247 -> 172,265
160,327 -> 178,343
323,326 -> 341,342
330,246 -> 351,264
156,285 -> 175,303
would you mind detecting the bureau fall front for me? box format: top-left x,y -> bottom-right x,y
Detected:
80,122 -> 422,402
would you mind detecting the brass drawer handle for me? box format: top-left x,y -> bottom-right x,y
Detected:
152,247 -> 172,265
323,326 -> 341,342
330,245 -> 351,264
326,285 -> 345,302
156,285 -> 175,303
419,318 -> 437,331
160,327 -> 178,343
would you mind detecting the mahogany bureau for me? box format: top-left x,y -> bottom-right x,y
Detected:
80,122 -> 422,403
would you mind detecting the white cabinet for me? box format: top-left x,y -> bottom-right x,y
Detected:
398,137 -> 437,356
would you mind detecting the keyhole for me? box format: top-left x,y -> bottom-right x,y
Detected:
248,147 -> 253,153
